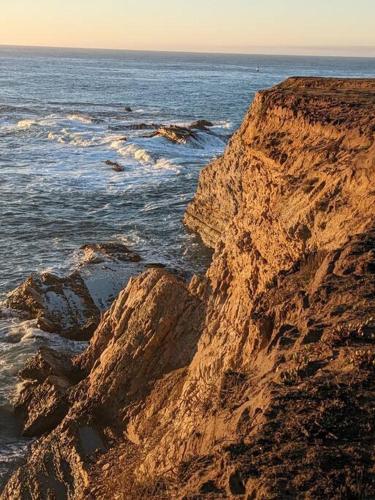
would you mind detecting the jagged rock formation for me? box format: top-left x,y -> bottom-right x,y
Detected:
2,78 -> 375,499
148,125 -> 199,143
5,243 -> 142,340
146,122 -> 219,145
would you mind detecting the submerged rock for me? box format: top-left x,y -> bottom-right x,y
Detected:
104,160 -> 125,172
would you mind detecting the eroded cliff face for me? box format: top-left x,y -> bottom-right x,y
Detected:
3,78 -> 375,499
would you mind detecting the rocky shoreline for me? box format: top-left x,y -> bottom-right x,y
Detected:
2,77 -> 375,498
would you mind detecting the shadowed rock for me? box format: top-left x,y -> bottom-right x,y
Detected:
6,243 -> 143,339
104,160 -> 125,172
190,119 -> 214,129
147,125 -> 199,144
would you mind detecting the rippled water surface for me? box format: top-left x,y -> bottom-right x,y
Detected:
0,46 -> 374,481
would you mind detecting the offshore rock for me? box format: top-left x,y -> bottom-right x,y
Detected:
5,243 -> 142,340
148,125 -> 199,144
190,120 -> 214,129
104,160 -> 125,172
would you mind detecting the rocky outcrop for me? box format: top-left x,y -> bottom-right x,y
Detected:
3,269 -> 205,498
148,125 -> 199,143
104,160 -> 125,172
3,78 -> 375,499
190,120 -> 214,129
145,121 -> 218,144
5,243 -> 142,340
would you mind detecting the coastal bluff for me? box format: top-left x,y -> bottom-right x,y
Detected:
2,77 -> 375,499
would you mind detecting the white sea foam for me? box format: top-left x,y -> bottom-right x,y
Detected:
48,129 -> 99,147
16,119 -> 37,129
154,158 -> 180,171
66,113 -> 93,124
110,141 -> 153,163
212,119 -> 232,129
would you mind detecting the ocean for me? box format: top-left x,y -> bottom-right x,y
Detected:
0,45 -> 374,483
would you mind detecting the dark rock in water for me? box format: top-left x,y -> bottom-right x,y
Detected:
148,125 -> 198,144
109,123 -> 161,131
104,160 -> 124,172
124,107 -> 132,112
144,263 -> 166,269
6,243 -> 143,340
6,271 -> 100,340
143,122 -> 215,143
80,243 -> 141,264
190,119 -> 214,129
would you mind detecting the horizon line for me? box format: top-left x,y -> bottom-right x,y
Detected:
1,43 -> 375,59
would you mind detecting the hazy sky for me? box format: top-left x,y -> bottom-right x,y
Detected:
1,0 -> 374,56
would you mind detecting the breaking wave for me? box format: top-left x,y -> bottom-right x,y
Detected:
66,113 -> 94,124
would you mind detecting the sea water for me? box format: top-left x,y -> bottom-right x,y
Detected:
0,46 -> 374,482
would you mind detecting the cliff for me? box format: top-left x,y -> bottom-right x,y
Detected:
2,77 -> 375,499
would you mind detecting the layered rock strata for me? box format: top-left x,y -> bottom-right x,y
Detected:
2,78 -> 375,499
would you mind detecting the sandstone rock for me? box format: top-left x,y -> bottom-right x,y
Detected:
19,346 -> 76,383
16,375 -> 71,437
3,269 -> 205,498
15,348 -> 79,437
3,78 -> 375,499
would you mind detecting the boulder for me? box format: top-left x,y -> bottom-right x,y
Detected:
6,271 -> 99,340
6,243 -> 143,339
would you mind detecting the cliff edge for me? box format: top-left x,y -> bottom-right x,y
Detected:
2,77 -> 375,499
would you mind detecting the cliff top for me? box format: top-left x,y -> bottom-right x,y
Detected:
277,76 -> 375,93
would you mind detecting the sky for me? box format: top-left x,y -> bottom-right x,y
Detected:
0,0 -> 374,57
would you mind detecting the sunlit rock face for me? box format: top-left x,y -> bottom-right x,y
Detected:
3,78 -> 375,499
